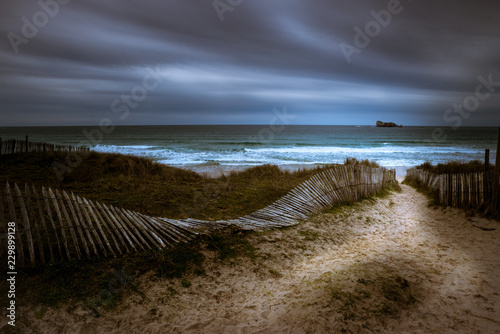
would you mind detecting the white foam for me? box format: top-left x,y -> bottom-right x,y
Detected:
91,144 -> 485,169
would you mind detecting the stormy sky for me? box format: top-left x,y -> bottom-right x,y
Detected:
0,0 -> 499,126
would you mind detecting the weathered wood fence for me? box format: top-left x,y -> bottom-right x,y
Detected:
0,137 -> 90,155
1,165 -> 396,267
406,168 -> 499,211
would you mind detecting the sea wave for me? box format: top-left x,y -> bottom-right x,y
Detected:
94,144 -> 158,151
91,144 -> 487,168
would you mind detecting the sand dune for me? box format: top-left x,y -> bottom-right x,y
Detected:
13,184 -> 500,333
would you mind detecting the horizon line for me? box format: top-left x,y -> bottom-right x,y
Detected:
2,124 -> 499,128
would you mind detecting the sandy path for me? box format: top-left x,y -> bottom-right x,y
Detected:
16,184 -> 500,333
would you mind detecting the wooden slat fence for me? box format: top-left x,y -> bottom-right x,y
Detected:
0,138 -> 90,155
406,167 -> 497,209
224,165 -> 395,230
0,165 -> 396,267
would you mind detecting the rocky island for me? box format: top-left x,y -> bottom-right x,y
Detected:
376,120 -> 403,128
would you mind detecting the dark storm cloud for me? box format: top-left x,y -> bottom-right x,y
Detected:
0,0 -> 499,126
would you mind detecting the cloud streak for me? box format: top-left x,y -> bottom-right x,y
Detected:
1,0 -> 499,126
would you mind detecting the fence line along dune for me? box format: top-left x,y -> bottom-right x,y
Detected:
1,165 -> 396,267
406,167 -> 499,212
0,137 -> 89,155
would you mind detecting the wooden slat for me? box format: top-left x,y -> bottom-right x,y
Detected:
132,213 -> 170,249
138,216 -> 178,247
314,173 -> 338,204
125,210 -> 164,249
311,173 -> 337,206
71,193 -> 98,257
123,209 -> 158,250
24,184 -> 45,264
270,201 -> 308,219
42,187 -> 63,260
288,187 -> 320,212
295,183 -> 324,209
158,219 -> 195,243
61,190 -> 90,258
14,183 -> 36,266
48,188 -> 73,260
111,207 -> 148,251
91,200 -> 126,254
33,185 -> 53,262
104,204 -> 137,252
5,183 -> 18,227
253,206 -> 293,223
162,219 -> 199,242
95,202 -> 130,253
77,196 -> 108,257
84,198 -> 117,257
156,217 -> 199,243
253,207 -> 297,224
321,172 -> 344,205
277,194 -> 315,214
302,180 -> 331,208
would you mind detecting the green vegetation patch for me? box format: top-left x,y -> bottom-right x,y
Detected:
0,227 -> 260,314
0,151 -> 341,221
0,152 -> 394,315
344,157 -> 380,168
416,160 -> 494,174
302,262 -> 418,331
205,229 -> 258,261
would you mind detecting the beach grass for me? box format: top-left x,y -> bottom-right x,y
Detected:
0,151 -> 327,220
344,157 -> 380,169
0,152 -> 378,221
0,152 -> 388,311
2,228 -> 258,313
415,160 -> 493,174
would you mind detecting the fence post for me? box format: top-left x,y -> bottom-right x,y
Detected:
484,149 -> 490,205
15,183 -> 36,266
493,128 -> 500,215
25,135 -> 29,153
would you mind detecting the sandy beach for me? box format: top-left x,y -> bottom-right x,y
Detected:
10,179 -> 500,333
2,0 -> 499,331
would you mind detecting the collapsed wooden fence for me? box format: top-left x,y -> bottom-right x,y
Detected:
0,137 -> 90,155
406,168 -> 499,210
1,165 -> 396,267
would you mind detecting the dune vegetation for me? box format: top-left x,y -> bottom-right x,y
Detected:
0,152 -> 379,221
0,152 -> 387,314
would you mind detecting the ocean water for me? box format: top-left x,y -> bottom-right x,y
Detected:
1,126 -> 497,174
